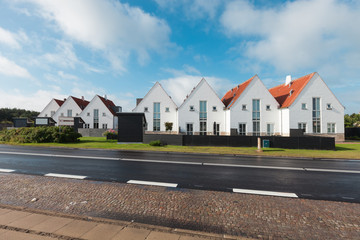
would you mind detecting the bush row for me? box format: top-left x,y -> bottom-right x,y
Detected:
0,126 -> 82,143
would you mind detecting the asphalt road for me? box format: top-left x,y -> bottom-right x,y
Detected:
0,144 -> 359,203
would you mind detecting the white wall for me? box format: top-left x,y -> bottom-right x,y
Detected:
133,82 -> 178,133
289,73 -> 344,135
178,79 -> 226,135
38,99 -> 61,118
280,108 -> 290,136
79,96 -> 115,129
229,77 -> 280,135
52,97 -> 82,126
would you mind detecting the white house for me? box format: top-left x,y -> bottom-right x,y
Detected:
133,82 -> 178,133
38,98 -> 65,118
79,95 -> 119,129
269,72 -> 345,141
222,75 -> 280,136
52,96 -> 89,126
178,78 -> 226,135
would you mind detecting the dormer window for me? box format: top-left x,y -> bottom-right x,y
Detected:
301,103 -> 307,110
289,90 -> 294,96
165,107 -> 170,112
144,107 -> 148,112
212,106 -> 217,111
327,103 -> 332,110
242,104 -> 247,111
189,105 -> 194,111
266,105 -> 271,111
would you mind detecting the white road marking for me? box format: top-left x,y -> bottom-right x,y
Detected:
305,168 -> 360,174
203,162 -> 304,171
121,158 -> 201,165
233,188 -> 298,198
44,173 -> 87,179
0,168 -> 15,173
127,180 -> 178,188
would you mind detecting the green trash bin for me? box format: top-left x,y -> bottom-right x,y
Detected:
262,139 -> 270,148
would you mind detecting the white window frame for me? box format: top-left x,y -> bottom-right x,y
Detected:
301,103 -> 307,110
242,104 -> 247,111
102,112 -> 106,117
165,107 -> 170,112
212,106 -> 217,111
102,123 -> 107,129
327,123 -> 336,134
238,123 -> 246,136
144,107 -> 148,112
266,105 -> 271,111
327,103 -> 332,110
266,123 -> 274,136
298,122 -> 307,133
189,105 -> 194,111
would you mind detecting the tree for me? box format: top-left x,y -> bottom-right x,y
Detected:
0,108 -> 39,123
344,113 -> 360,128
165,122 -> 173,133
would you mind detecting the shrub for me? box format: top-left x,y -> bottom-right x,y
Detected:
103,129 -> 118,140
165,122 -> 173,132
149,140 -> 163,146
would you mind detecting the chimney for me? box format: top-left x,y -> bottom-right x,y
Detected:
81,96 -> 84,101
63,98 -> 66,101
104,94 -> 107,100
285,75 -> 292,86
136,98 -> 143,106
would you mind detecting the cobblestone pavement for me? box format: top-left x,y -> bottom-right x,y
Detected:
0,173 -> 359,240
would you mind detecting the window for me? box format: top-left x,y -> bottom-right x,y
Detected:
242,104 -> 247,111
212,106 -> 217,111
327,123 -> 335,134
67,109 -> 72,117
93,109 -> 99,129
298,123 -> 307,133
252,99 -> 260,136
60,113 -> 64,117
144,107 -> 148,112
102,112 -> 106,117
186,123 -> 193,135
102,123 -> 107,129
87,112 -> 90,116
45,114 -> 48,117
213,122 -> 220,136
302,103 -> 307,110
199,101 -> 207,135
84,123 -> 90,128
239,123 -> 246,135
50,111 -> 55,117
267,124 -> 274,136
327,103 -> 332,110
153,102 -> 160,131
189,105 -> 194,111
165,107 -> 170,112
266,105 -> 271,111
312,98 -> 321,133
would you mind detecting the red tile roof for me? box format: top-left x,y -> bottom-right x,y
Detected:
269,72 -> 315,108
71,96 -> 90,110
98,95 -> 116,115
221,75 -> 256,108
54,99 -> 64,106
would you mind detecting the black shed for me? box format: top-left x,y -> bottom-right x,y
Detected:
116,113 -> 146,142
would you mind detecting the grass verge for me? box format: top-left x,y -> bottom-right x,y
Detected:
1,137 -> 360,159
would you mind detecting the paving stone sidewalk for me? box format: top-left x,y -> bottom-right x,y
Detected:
0,206 -> 249,240
0,173 -> 359,239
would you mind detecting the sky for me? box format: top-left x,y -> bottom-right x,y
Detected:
0,0 -> 359,114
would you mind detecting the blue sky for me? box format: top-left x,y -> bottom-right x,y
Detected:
0,0 -> 359,113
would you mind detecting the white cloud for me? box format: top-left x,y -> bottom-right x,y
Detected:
42,41 -> 79,69
22,0 -> 172,71
0,27 -> 28,49
0,54 -> 32,78
220,0 -> 360,73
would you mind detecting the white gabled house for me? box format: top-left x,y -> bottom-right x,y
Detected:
52,96 -> 89,126
269,72 -> 345,141
133,82 -> 178,133
222,75 -> 280,136
178,78 -> 227,135
38,98 -> 65,118
79,95 -> 120,129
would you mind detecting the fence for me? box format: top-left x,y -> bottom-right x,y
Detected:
345,128 -> 360,139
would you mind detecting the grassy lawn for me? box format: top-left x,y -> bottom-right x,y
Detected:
1,137 -> 359,159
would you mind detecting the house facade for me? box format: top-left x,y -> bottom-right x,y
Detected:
178,78 -> 227,135
51,96 -> 89,126
38,98 -> 64,118
269,72 -> 345,141
133,82 -> 178,134
222,75 -> 280,136
79,95 -> 120,129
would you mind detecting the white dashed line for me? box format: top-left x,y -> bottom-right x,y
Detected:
0,168 -> 15,173
127,180 -> 178,188
233,188 -> 298,198
44,173 -> 87,179
204,163 -> 304,171
304,168 -> 360,174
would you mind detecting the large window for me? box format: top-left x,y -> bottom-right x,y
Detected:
267,124 -> 274,136
213,122 -> 220,136
67,109 -> 72,117
327,123 -> 335,134
153,102 -> 160,131
252,99 -> 260,136
239,123 -> 246,135
93,109 -> 99,129
186,123 -> 193,135
312,98 -> 321,133
199,101 -> 207,135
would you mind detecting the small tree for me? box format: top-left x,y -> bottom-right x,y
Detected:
165,122 -> 173,133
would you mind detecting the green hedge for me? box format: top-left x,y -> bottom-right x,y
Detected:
0,126 -> 82,143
